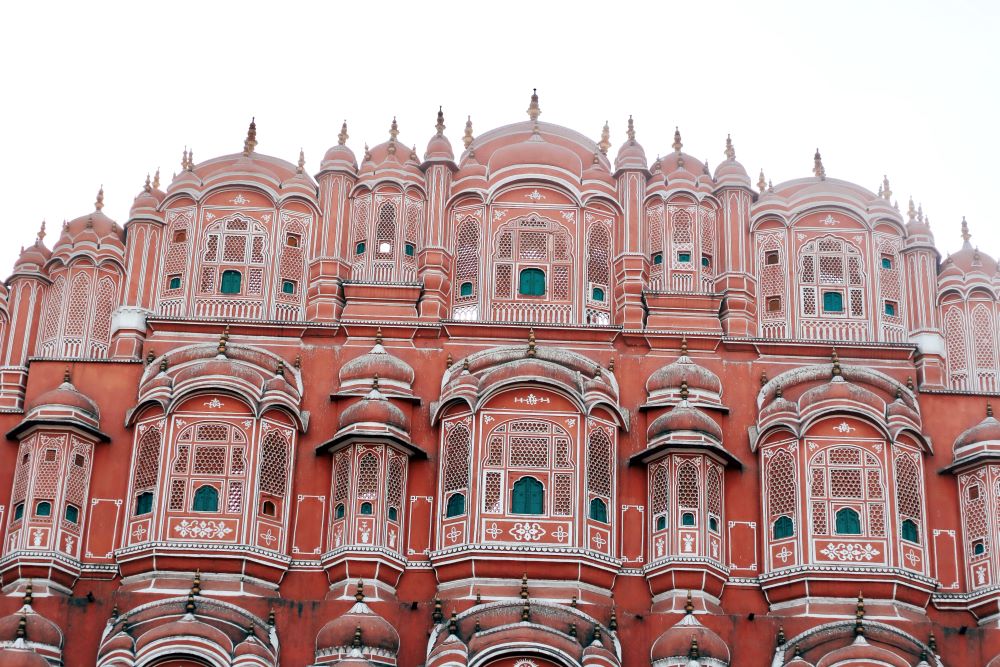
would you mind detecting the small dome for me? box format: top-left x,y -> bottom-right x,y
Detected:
129,177 -> 160,220
55,189 -> 125,251
13,238 -> 51,273
424,109 -> 455,163
614,117 -> 647,172
713,136 -> 751,188
647,402 -> 722,442
489,132 -> 583,178
322,121 -> 359,174
27,376 -> 100,419
233,634 -> 272,659
0,648 -> 50,667
954,407 -> 1000,459
651,613 -> 730,663
798,377 -> 883,415
135,618 -> 232,653
646,348 -> 722,400
316,601 -> 400,655
339,335 -> 415,394
814,637 -> 910,667
0,607 -> 62,648
338,388 -> 409,433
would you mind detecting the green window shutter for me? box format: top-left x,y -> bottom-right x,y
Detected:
460,282 -> 474,297
823,291 -> 844,312
901,518 -> 919,543
282,280 -> 295,294
35,501 -> 51,517
835,507 -> 861,535
589,498 -> 608,523
220,270 -> 242,295
335,503 -> 345,519
193,485 -> 219,512
135,492 -> 153,515
446,493 -> 466,517
772,515 -> 794,540
681,511 -> 695,526
518,268 -> 546,296
512,477 -> 544,514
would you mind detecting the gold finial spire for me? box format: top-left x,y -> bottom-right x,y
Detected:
527,328 -> 537,358
37,220 -> 46,242
907,196 -> 917,221
338,120 -> 349,146
432,596 -> 443,623
757,169 -> 766,194
684,590 -> 694,614
448,610 -> 458,635
23,581 -> 33,606
463,116 -> 474,150
153,168 -> 161,189
363,143 -> 371,162
831,347 -> 842,377
435,106 -> 445,136
681,336 -> 688,356
609,605 -> 618,631
520,573 -> 529,599
672,126 -> 683,153
680,379 -> 689,401
15,616 -> 26,639
688,636 -> 700,659
626,115 -> 635,142
527,88 -> 541,122
352,625 -> 363,648
144,173 -> 152,193
854,592 -> 865,637
882,174 -> 892,200
389,116 -> 399,142
988,401 -> 993,418
275,360 -> 285,377
599,121 -> 611,155
961,216 -> 971,244
63,366 -> 71,384
355,578 -> 365,603
724,134 -> 736,161
776,625 -> 785,646
297,149 -> 305,174
95,185 -> 105,211
813,148 -> 826,180
243,117 -> 258,156
218,325 -> 230,356
375,326 -> 383,346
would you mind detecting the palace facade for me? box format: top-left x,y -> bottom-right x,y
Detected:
0,92 -> 997,665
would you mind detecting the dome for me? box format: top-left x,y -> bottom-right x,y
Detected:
713,135 -> 751,189
646,345 -> 723,401
233,634 -> 272,659
339,333 -> 415,394
0,648 -> 50,667
651,612 -> 730,663
647,402 -> 723,443
337,388 -> 409,433
814,637 -> 910,667
953,406 -> 1000,459
798,377 -> 883,416
12,237 -> 51,274
0,607 -> 62,648
614,117 -> 648,172
321,121 -> 359,174
128,176 -> 160,221
27,375 -> 99,419
134,618 -> 232,653
316,600 -> 399,655
424,108 -> 455,163
489,132 -> 583,178
53,188 -> 125,252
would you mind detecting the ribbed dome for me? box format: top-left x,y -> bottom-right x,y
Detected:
713,136 -> 751,188
338,388 -> 409,433
339,335 -> 415,394
798,378 -> 883,414
424,109 -> 455,162
646,351 -> 722,399
233,634 -> 272,659
27,377 -> 99,419
489,132 -> 583,177
0,648 -> 50,667
134,618 -> 232,652
614,117 -> 647,172
651,613 -> 730,663
322,122 -> 359,173
13,238 -> 51,273
954,409 -> 1000,458
0,607 -> 62,648
814,637 -> 910,667
647,402 -> 723,442
316,601 -> 399,654
129,178 -> 160,219
54,189 -> 124,252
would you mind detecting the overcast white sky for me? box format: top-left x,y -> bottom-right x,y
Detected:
1,1 -> 997,276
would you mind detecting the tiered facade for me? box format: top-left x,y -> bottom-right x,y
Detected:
0,93 -> 998,665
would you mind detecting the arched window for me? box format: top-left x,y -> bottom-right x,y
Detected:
901,518 -> 919,543
261,500 -> 276,517
511,477 -> 544,515
835,507 -> 861,535
681,511 -> 696,527
655,515 -> 667,530
335,503 -> 345,519
64,504 -> 80,524
388,506 -> 398,522
652,252 -> 663,265
281,280 -> 295,295
360,502 -> 373,515
518,268 -> 546,296
220,270 -> 242,294
798,235 -> 865,323
453,217 -> 481,318
35,501 -> 52,517
193,485 -> 219,512
589,498 -> 608,523
13,503 -> 24,521
446,492 -> 466,518
773,515 -> 794,540
460,282 -> 474,297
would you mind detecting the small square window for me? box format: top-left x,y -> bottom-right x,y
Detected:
678,252 -> 692,263
701,255 -> 711,268
881,256 -> 892,270
355,241 -> 366,255
44,449 -> 56,462
884,301 -> 897,317
405,243 -> 415,257
281,280 -> 296,295
168,275 -> 181,290
286,233 -> 300,248
652,252 -> 664,265
767,296 -> 782,312
765,251 -> 780,265
74,454 -> 85,467
969,485 -> 981,501
173,229 -> 187,243
822,291 -> 844,313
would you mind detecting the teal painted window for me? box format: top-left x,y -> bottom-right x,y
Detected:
772,515 -> 794,540
388,506 -> 398,522
592,286 -> 605,302
974,540 -> 986,555
652,252 -> 664,265
405,243 -> 415,257
518,268 -> 546,296
881,256 -> 892,269
282,280 -> 295,295
335,503 -> 345,519
220,270 -> 242,295
901,518 -> 919,543
884,301 -> 896,316
13,503 -> 23,521
193,485 -> 219,512
589,498 -> 608,523
35,501 -> 51,517
360,502 -> 373,515
822,291 -> 844,313
65,504 -> 80,524
446,492 -> 465,518
701,255 -> 711,268
681,511 -> 695,527
460,282 -> 474,297
511,477 -> 544,515
709,516 -> 719,532
356,241 -> 366,255
834,507 -> 861,535
135,492 -> 153,515
168,275 -> 181,290
678,252 -> 692,263
655,515 -> 667,531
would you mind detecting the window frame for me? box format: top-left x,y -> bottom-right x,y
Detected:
517,267 -> 547,297
220,269 -> 243,295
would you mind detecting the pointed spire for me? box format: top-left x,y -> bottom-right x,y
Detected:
355,578 -> 365,603
23,581 -> 33,606
218,324 -> 230,357
181,147 -> 188,171
684,590 -> 694,614
363,143 -> 372,162
435,106 -> 446,136
432,596 -> 443,623
961,216 -> 971,245
813,148 -> 826,180
988,402 -> 993,418
275,360 -> 285,378
338,120 -> 349,145
463,116 -> 474,150
375,326 -> 383,346
609,606 -> 618,631
724,134 -> 736,161
760,370 -> 769,387
854,592 -> 865,637
243,117 -> 258,156
352,625 -> 363,648
917,203 -> 924,223
882,174 -> 892,200
409,144 -> 420,163
768,179 -> 774,193
16,615 -> 26,639
296,149 -> 305,174
153,168 -> 161,189
63,366 -> 71,384
446,610 -> 458,635
776,625 -> 785,646
187,148 -> 194,170
520,573 -> 529,599
688,636 -> 700,659
527,88 -> 541,122
143,173 -> 152,193
626,115 -> 636,142
831,347 -> 842,378
599,121 -> 611,155
702,158 -> 710,176
907,196 -> 917,221
37,220 -> 46,242
389,116 -> 399,142
757,169 -> 766,194
681,336 -> 689,356
672,127 -> 683,153
95,185 -> 105,211
527,328 -> 537,358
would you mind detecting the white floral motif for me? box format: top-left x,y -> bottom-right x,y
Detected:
560,210 -> 575,223
493,209 -> 508,221
204,398 -> 224,409
552,526 -> 568,542
525,189 -> 545,201
231,194 -> 250,205
682,534 -> 694,553
819,542 -> 881,561
776,546 -> 793,563
833,422 -> 855,433
174,520 -> 232,539
821,214 -> 838,226
592,533 -> 607,549
131,525 -> 147,540
515,394 -> 550,406
259,529 -> 277,546
483,415 -> 495,424
205,212 -> 216,221
485,523 -> 502,539
447,526 -> 461,543
510,522 -> 546,541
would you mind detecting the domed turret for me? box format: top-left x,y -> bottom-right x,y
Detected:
321,121 -> 359,174
128,174 -> 161,223
646,339 -> 723,407
337,380 -> 410,434
647,399 -> 723,443
316,583 -> 400,660
12,225 -> 51,275
713,134 -> 751,189
952,403 -> 1000,465
9,369 -> 106,440
424,107 -> 455,163
338,329 -> 415,396
51,187 -> 125,256
614,116 -> 648,173
650,604 -> 730,665
942,217 -> 998,278
356,118 -> 424,186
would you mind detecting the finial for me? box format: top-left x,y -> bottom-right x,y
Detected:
961,216 -> 971,244
521,599 -> 530,622
153,168 -> 160,189
776,625 -> 785,646
435,106 -> 445,136
475,590 -> 481,605
593,364 -> 601,379
680,379 -> 689,401
928,631 -> 937,652
446,352 -> 453,368
768,179 -> 774,193
688,636 -> 700,659
757,169 -> 766,194
296,149 -> 305,174
684,590 -> 694,614
702,158 -> 711,176
145,348 -> 155,366
593,625 -> 602,643
375,326 -> 383,346
775,384 -> 783,399
23,581 -> 33,606
917,203 -> 924,223
571,594 -> 578,608
527,328 -> 537,358
36,220 -> 46,243
111,603 -> 119,619
187,148 -> 194,170
854,592 -> 865,636
831,347 -> 841,377
185,591 -> 196,614
389,116 -> 399,142
813,148 -> 826,180
474,617 -> 481,633
520,573 -> 529,599
143,173 -> 152,193
192,569 -> 201,595
462,358 -> 470,373
338,120 -> 349,145
608,358 -> 615,373
363,143 -> 371,162
527,88 -> 541,122
609,606 -> 618,631
159,356 -> 168,374
95,185 -> 105,211
218,324 -> 230,356
372,374 -> 380,392
448,611 -> 458,635
16,616 -> 26,639
463,116 -> 474,149
592,149 -> 600,165
760,370 -> 768,387
275,360 -> 285,378
355,578 -> 365,602
352,625 -> 363,648
267,608 -> 275,626
63,366 -> 71,384
181,147 -> 188,170
988,402 -> 994,418
907,197 -> 916,221
672,126 -> 683,153
243,117 -> 258,156
599,121 -> 611,155
907,375 -> 914,391
724,134 -> 736,161
569,622 -> 577,637
882,174 -> 892,200
294,354 -> 301,369
432,596 -> 443,623
680,336 -> 688,356
626,115 -> 635,142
